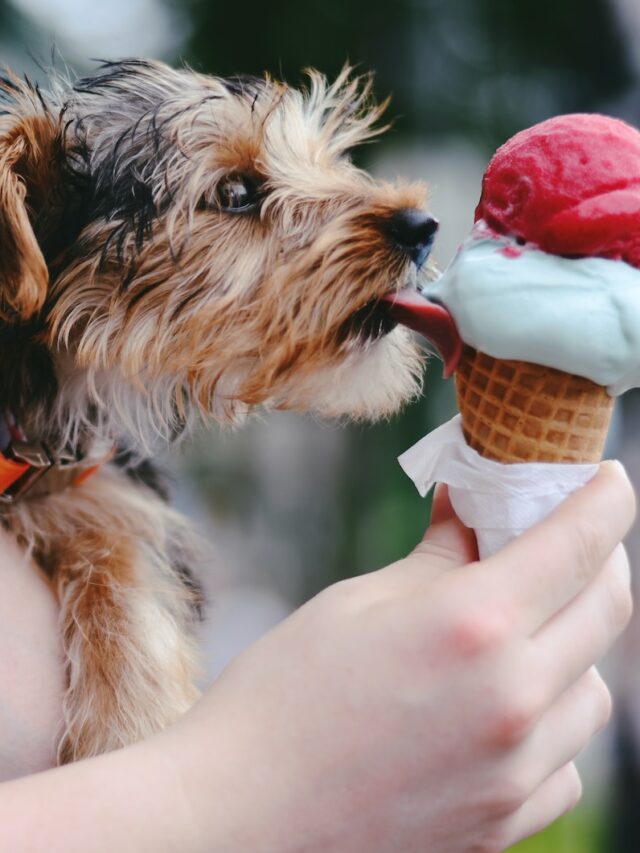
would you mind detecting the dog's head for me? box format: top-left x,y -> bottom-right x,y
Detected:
0,60 -> 437,449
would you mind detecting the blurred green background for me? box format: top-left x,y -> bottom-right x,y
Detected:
3,0 -> 640,849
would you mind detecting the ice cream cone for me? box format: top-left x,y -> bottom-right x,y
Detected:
455,345 -> 614,464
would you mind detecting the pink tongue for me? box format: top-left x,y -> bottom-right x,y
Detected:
383,289 -> 462,377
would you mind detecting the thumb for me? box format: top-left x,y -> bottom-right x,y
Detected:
430,482 -> 457,525
413,484 -> 478,567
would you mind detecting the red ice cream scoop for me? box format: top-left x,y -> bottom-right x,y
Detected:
476,113 -> 640,268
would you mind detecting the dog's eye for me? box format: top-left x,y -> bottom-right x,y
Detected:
216,176 -> 259,213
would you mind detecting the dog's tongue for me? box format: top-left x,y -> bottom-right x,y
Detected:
383,289 -> 462,377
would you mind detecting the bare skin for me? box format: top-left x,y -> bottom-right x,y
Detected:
0,461 -> 634,853
0,532 -> 63,780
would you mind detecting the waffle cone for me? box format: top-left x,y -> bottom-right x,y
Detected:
455,346 -> 614,464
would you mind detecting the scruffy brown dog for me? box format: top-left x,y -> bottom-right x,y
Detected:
0,59 -> 437,763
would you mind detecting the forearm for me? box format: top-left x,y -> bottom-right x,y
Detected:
0,532 -> 63,781
0,732 -> 205,852
0,694 -> 285,853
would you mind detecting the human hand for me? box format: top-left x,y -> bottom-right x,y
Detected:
169,461 -> 634,853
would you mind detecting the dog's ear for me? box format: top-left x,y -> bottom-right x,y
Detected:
0,132 -> 48,321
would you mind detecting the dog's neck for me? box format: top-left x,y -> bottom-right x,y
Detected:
0,323 -> 179,462
49,349 -> 194,457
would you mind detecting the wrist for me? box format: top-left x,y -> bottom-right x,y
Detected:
166,680 -> 309,853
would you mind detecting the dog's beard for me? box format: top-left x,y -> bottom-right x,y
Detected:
49,322 -> 423,453
271,327 -> 424,420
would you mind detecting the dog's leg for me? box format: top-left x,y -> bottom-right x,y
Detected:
9,471 -> 202,763
56,530 -> 200,763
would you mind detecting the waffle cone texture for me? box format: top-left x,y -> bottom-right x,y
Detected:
455,346 -> 614,464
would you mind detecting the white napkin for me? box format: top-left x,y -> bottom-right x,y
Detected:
399,415 -> 598,559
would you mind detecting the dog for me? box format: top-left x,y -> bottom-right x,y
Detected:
0,58 -> 437,763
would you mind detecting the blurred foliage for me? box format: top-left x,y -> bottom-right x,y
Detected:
0,0 -> 51,47
173,0 -> 632,149
0,0 -> 17,29
509,808 -> 606,852
0,0 -> 26,42
0,1 -> 68,77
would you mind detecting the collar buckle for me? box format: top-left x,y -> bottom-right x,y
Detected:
0,440 -> 54,503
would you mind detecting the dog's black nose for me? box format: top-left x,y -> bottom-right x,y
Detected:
389,209 -> 439,269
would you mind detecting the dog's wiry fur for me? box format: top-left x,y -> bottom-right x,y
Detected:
0,59 -> 430,762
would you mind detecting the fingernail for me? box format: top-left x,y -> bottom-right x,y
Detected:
600,459 -> 627,478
